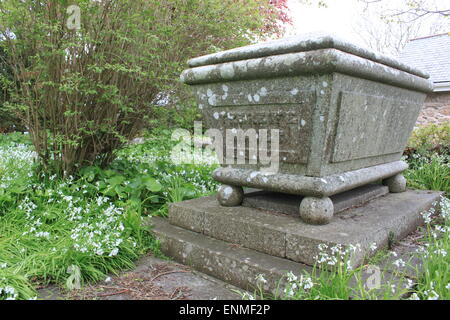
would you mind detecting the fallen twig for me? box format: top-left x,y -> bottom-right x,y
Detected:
151,270 -> 190,282
97,289 -> 129,297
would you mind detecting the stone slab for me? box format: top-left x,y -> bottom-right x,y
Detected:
187,32 -> 429,79
152,217 -> 426,298
152,217 -> 312,295
38,254 -> 241,300
168,190 -> 442,268
242,184 -> 389,216
181,48 -> 432,93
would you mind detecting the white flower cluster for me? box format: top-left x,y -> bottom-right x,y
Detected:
393,258 -> 406,268
314,243 -> 362,270
16,176 -> 132,258
119,142 -> 219,196
0,143 -> 37,189
160,169 -> 218,196
421,196 -> 450,225
423,282 -> 440,300
70,201 -> 126,257
20,197 -> 50,239
0,286 -> 18,300
283,271 -> 314,298
417,197 -> 449,260
241,292 -> 255,300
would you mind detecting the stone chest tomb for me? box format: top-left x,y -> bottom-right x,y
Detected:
180,33 -> 433,224
151,34 -> 441,293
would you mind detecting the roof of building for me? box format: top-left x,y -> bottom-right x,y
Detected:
400,33 -> 450,91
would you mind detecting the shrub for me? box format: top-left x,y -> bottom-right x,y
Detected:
0,46 -> 22,132
406,123 -> 450,157
404,123 -> 449,195
0,0 -> 288,176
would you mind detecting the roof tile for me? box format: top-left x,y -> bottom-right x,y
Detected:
400,33 -> 450,83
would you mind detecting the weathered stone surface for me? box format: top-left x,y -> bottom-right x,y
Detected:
213,161 -> 408,197
416,92 -> 450,126
188,32 -> 429,79
181,33 -> 432,203
167,190 -> 442,268
38,254 -> 241,300
383,174 -> 407,193
299,196 -> 334,225
331,92 -> 422,163
285,190 -> 441,267
242,184 -> 389,216
152,216 -> 312,295
182,49 -> 432,93
168,202 -> 204,233
217,184 -> 243,206
153,187 -> 439,295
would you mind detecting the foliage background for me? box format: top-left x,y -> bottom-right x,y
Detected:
0,0 -> 288,176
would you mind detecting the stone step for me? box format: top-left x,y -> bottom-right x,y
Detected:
150,217 -> 420,298
151,216 -> 312,295
168,190 -> 441,267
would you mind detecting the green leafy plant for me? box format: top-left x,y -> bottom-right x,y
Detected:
406,123 -> 450,157
413,197 -> 449,300
405,154 -> 450,195
0,0 -> 288,176
0,133 -> 157,300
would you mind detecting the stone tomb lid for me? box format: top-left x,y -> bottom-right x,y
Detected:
187,32 -> 429,79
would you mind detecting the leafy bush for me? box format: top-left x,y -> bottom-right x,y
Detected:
403,123 -> 449,195
0,46 -> 22,133
0,0 -> 286,176
406,123 -> 450,157
148,99 -> 202,132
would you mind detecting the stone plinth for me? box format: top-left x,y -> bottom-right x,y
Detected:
153,190 -> 442,294
180,33 -> 433,224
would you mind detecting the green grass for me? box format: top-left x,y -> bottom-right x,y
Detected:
404,153 -> 449,196
413,198 -> 450,300
0,131 -> 217,300
237,197 -> 449,301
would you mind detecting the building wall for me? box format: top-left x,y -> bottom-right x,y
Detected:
415,91 -> 450,126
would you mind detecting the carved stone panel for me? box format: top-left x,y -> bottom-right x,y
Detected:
202,97 -> 315,165
332,91 -> 422,163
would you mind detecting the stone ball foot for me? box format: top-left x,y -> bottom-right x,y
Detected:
383,174 -> 407,193
299,196 -> 334,225
217,185 -> 244,207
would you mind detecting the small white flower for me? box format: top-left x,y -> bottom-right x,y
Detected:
242,292 -> 255,300
426,290 -> 439,300
255,274 -> 267,284
393,258 -> 405,268
409,293 -> 420,300
405,279 -> 414,289
286,271 -> 298,283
